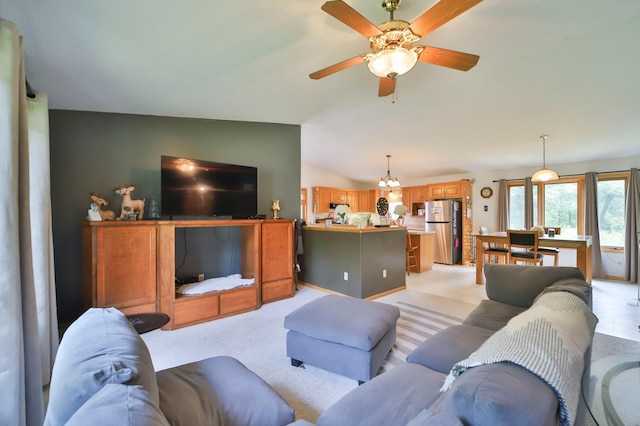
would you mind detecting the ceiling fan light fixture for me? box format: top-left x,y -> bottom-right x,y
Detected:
531,135 -> 559,182
367,47 -> 418,79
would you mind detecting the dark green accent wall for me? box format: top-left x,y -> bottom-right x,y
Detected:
299,229 -> 406,298
49,110 -> 301,323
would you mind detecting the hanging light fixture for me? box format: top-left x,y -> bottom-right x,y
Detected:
367,47 -> 419,80
378,154 -> 401,188
531,135 -> 559,182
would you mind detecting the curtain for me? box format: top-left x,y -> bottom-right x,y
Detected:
497,179 -> 509,231
584,172 -> 603,278
0,18 -> 58,426
524,177 -> 533,229
624,168 -> 640,284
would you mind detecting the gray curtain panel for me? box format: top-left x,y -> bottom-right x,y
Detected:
584,172 -> 603,278
624,168 -> 640,283
524,177 -> 534,229
497,179 -> 509,232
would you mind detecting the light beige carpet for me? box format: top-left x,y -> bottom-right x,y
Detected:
142,286 -> 635,424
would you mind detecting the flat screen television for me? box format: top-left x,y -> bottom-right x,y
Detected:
161,155 -> 257,219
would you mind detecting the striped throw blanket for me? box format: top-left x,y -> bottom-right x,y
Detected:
442,291 -> 598,426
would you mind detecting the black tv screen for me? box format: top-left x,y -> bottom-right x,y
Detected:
161,155 -> 257,219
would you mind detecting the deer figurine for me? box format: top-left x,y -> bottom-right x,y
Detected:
113,184 -> 145,220
88,192 -> 116,221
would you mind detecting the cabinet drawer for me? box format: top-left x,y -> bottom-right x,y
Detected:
117,302 -> 158,316
174,293 -> 220,326
220,286 -> 258,315
262,279 -> 293,303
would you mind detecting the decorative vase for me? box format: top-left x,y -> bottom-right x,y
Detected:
397,216 -> 405,226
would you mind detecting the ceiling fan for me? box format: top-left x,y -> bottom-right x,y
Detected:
309,0 -> 483,97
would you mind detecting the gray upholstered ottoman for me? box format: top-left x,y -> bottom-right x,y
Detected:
284,295 -> 400,384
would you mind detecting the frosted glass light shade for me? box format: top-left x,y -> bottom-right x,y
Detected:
531,168 -> 559,182
367,48 -> 418,79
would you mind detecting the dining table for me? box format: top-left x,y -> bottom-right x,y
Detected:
474,231 -> 593,284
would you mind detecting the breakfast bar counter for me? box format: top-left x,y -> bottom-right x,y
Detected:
298,225 -> 406,298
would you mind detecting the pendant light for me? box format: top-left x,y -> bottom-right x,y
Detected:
378,155 -> 401,188
531,135 -> 559,182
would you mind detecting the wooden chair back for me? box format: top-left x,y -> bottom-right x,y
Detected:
507,230 -> 543,265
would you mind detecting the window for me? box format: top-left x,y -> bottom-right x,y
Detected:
508,177 -> 583,233
597,177 -> 626,247
507,173 -> 627,246
508,185 -> 538,229
543,182 -> 578,235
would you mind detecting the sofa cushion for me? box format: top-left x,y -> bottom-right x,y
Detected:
484,264 -> 585,308
436,363 -> 559,426
283,295 -> 400,351
318,363 -> 446,426
66,384 -> 169,426
44,307 -> 159,426
407,325 -> 495,374
157,356 -> 294,426
462,300 -> 527,332
406,409 -> 463,426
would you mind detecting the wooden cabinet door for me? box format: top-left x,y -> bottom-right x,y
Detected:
402,187 -> 413,209
261,220 -> 294,303
330,189 -> 347,204
429,184 -> 444,199
411,186 -> 428,204
444,182 -> 461,198
95,225 -> 157,312
358,190 -> 373,212
314,187 -> 331,212
347,191 -> 359,211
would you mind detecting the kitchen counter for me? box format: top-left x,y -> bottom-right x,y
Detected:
298,225 -> 406,298
304,224 -> 404,233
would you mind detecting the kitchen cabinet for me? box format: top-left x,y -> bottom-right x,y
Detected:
347,191 -> 359,212
428,182 -> 463,199
359,190 -> 375,212
330,189 -> 347,204
313,187 -> 331,212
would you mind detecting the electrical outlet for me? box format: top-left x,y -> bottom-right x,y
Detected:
197,273 -> 205,282
383,269 -> 387,278
343,272 -> 349,281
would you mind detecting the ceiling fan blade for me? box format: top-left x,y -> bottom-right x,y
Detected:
378,77 -> 396,97
410,0 -> 483,38
416,46 -> 479,71
321,0 -> 381,38
309,55 -> 366,80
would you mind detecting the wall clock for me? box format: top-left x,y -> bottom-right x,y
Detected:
480,187 -> 493,199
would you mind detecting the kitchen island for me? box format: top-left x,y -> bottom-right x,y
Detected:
298,224 -> 406,298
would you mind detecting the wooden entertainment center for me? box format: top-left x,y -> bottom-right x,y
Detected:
82,218 -> 294,330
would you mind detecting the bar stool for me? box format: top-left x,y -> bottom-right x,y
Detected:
406,231 -> 419,275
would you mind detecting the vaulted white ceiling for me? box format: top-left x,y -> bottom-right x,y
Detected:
4,0 -> 640,183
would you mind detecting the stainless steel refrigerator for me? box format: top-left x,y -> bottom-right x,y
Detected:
425,200 -> 462,265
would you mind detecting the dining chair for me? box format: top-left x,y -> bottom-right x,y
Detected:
507,230 -> 544,266
538,227 -> 561,266
483,243 -> 509,264
406,231 -> 419,275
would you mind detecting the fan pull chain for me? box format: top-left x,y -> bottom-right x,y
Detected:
392,81 -> 398,103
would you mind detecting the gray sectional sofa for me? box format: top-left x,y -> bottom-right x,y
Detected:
44,307 -> 295,426
317,264 -> 597,426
